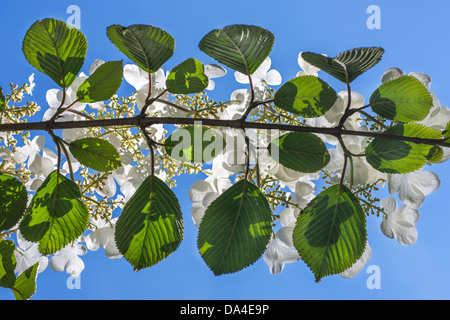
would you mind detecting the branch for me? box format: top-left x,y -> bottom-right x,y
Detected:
0,116 -> 447,147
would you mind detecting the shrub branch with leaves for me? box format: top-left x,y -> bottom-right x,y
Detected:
0,18 -> 449,299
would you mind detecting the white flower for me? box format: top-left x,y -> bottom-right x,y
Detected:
303,90 -> 365,146
44,75 -> 88,122
62,127 -> 91,143
418,92 -> 450,132
13,135 -> 45,164
85,217 -> 122,259
381,67 -> 431,89
188,159 -> 232,227
189,180 -> 219,227
124,64 -> 187,116
95,175 -> 117,199
339,242 -> 371,278
104,134 -> 134,166
24,73 -> 36,95
263,226 -> 300,274
111,155 -> 166,206
381,67 -> 404,83
0,147 -> 12,160
19,141 -> 59,191
234,57 -> 281,103
263,179 -> 315,274
326,127 -> 387,187
324,90 -> 364,128
219,89 -> 252,120
380,197 -> 419,246
14,232 -> 48,275
234,56 -> 282,90
49,236 -> 87,278
297,52 -> 326,77
204,64 -> 227,90
28,147 -> 57,178
292,179 -> 316,209
388,171 -> 440,209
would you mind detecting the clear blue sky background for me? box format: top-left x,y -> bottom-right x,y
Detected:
1,0 -> 450,300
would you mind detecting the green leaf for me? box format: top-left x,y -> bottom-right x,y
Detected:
19,171 -> 89,255
166,58 -> 209,94
115,176 -> 184,271
301,47 -> 384,84
197,180 -> 273,275
76,60 -> 124,103
443,121 -> 450,146
11,263 -> 39,300
428,146 -> 444,163
370,75 -> 433,122
293,184 -> 367,282
22,18 -> 87,88
365,123 -> 442,174
0,173 -> 28,231
0,86 -> 5,112
69,137 -> 122,172
107,24 -> 174,73
199,24 -> 274,75
164,125 -> 224,163
274,75 -> 337,118
0,240 -> 17,289
268,132 -> 330,173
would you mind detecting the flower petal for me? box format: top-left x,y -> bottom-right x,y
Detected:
409,72 -> 431,90
234,71 -> 249,84
264,69 -> 282,86
204,64 -> 227,79
124,64 -> 149,91
89,59 -> 105,75
46,89 -> 63,109
381,68 -> 404,83
189,180 -> 214,202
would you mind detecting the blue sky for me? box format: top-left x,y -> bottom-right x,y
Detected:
1,0 -> 450,300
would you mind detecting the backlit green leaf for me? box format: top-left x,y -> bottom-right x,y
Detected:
115,176 -> 184,271
77,60 -> 124,103
0,173 -> 28,231
197,180 -> 273,275
274,75 -> 337,118
199,25 -> 274,75
22,18 -> 87,88
107,24 -> 174,73
0,240 -> 16,289
69,137 -> 122,172
301,47 -> 384,84
443,121 -> 450,146
293,184 -> 367,282
0,87 -> 5,112
370,75 -> 433,122
166,58 -> 208,94
268,132 -> 330,173
365,123 -> 442,174
19,171 -> 89,255
164,125 -> 224,163
11,263 -> 39,300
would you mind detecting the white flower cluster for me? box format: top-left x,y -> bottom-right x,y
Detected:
2,52 -> 449,282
